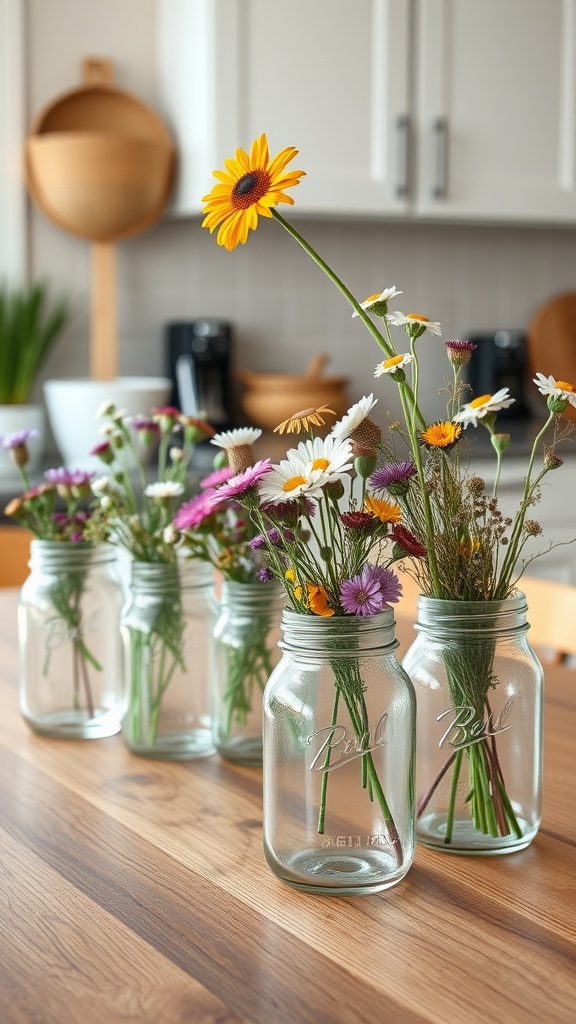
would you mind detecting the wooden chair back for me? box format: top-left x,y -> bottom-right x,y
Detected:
0,527 -> 33,587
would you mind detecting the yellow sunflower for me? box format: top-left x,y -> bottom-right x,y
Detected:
420,421 -> 462,449
274,404 -> 336,435
202,134 -> 305,251
364,497 -> 402,524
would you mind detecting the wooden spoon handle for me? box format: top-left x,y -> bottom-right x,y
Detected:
91,241 -> 117,381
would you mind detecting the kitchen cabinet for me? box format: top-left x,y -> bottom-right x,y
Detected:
157,0 -> 576,224
157,0 -> 411,217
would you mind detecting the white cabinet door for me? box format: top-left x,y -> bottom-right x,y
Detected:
157,0 -> 411,217
415,0 -> 576,223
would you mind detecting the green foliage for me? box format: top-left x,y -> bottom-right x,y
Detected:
0,281 -> 69,404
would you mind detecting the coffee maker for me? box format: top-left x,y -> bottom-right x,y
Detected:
166,319 -> 235,431
465,329 -> 530,419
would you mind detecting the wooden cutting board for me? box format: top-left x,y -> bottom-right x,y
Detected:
527,291 -> 576,420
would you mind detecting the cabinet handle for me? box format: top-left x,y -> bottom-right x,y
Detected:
432,117 -> 448,199
395,114 -> 409,197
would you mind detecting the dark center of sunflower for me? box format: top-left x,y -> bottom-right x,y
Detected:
232,170 -> 271,209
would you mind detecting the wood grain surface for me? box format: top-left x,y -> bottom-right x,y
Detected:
0,589 -> 574,1024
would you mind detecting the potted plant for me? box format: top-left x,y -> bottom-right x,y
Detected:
0,281 -> 69,476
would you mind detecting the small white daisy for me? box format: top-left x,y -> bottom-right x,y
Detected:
533,373 -> 576,407
352,286 -> 402,318
453,388 -> 515,428
211,427 -> 262,450
296,434 -> 354,483
374,353 -> 414,377
163,524 -> 180,544
91,475 -> 110,495
387,312 -> 442,336
145,481 -> 185,499
95,400 -> 116,419
331,395 -> 378,440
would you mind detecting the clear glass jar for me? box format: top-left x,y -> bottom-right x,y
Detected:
212,580 -> 284,765
121,559 -> 217,760
402,593 -> 543,855
263,609 -> 416,896
18,540 -> 124,738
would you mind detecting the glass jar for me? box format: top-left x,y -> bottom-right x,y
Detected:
18,540 -> 124,738
211,580 -> 284,765
121,559 -> 217,759
402,593 -> 543,855
263,609 -> 416,896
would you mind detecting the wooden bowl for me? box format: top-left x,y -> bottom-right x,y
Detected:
239,372 -> 350,432
26,132 -> 175,241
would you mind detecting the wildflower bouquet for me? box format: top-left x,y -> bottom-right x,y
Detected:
173,433 -> 284,759
88,403 -> 215,752
201,133 -> 569,851
201,411 -> 414,860
2,429 -> 115,725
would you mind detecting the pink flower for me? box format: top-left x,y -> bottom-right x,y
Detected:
173,490 -> 217,530
200,466 -> 234,489
206,460 -> 272,508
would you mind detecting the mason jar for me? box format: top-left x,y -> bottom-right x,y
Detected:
121,558 -> 217,759
262,609 -> 416,896
18,540 -> 124,738
211,580 -> 285,764
402,593 -> 544,854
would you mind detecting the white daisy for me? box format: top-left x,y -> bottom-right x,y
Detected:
91,475 -> 110,495
374,353 -> 414,377
533,373 -> 576,407
387,312 -> 442,336
295,434 -> 354,482
211,427 -> 262,450
259,453 -> 325,503
144,481 -> 185,499
95,400 -> 116,419
352,286 -> 402,318
331,395 -> 378,440
453,388 -> 515,428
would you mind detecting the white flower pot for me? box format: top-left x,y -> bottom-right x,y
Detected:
43,377 -> 172,469
0,404 -> 45,479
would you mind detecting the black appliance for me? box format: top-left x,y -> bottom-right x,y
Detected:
465,329 -> 530,419
166,319 -> 235,431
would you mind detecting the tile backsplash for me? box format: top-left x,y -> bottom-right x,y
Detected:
33,208 -> 576,434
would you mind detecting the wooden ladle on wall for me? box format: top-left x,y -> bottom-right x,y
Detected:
26,58 -> 176,380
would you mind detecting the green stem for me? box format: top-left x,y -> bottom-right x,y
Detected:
272,210 -> 394,359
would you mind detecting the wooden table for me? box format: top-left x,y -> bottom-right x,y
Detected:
0,590 -> 574,1024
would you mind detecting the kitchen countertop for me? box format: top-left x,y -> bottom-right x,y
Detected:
0,588 -> 574,1024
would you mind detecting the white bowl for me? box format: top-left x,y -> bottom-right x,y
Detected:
43,376 -> 172,469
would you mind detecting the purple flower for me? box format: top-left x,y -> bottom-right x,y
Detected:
200,466 -> 234,489
444,339 -> 477,368
207,460 -> 272,507
44,468 -> 95,488
249,534 -> 267,550
257,566 -> 274,582
340,564 -> 402,616
173,490 -> 217,530
369,461 -> 417,494
0,428 -> 39,450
